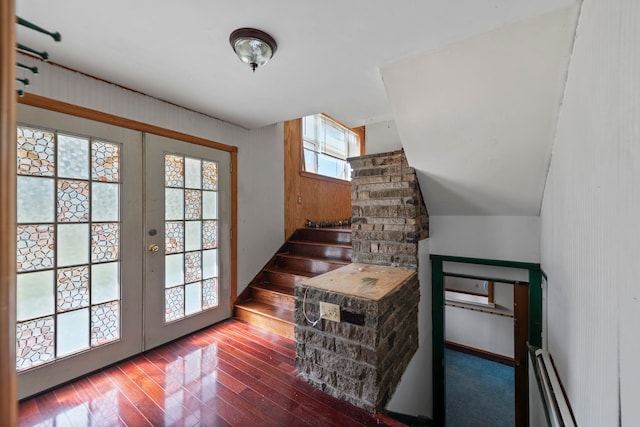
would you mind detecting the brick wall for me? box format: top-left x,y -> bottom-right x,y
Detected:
349,150 -> 429,268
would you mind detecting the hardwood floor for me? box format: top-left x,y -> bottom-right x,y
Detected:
18,319 -> 404,426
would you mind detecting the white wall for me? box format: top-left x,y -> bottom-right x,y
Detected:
22,56 -> 285,295
429,216 -> 540,263
386,239 -> 432,418
539,0 -> 640,425
365,120 -> 402,154
238,123 -> 285,288
446,281 -> 514,358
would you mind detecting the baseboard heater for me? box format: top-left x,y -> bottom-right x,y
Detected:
533,348 -> 576,427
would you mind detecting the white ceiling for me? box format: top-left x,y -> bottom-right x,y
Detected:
15,0 -> 580,215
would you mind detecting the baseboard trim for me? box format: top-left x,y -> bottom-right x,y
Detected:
383,410 -> 433,426
446,341 -> 515,367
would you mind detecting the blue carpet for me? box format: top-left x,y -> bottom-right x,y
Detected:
446,349 -> 514,427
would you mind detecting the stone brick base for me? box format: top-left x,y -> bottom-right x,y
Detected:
294,271 -> 419,413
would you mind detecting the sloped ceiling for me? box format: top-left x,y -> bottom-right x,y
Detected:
382,5 -> 580,215
15,0 -> 579,216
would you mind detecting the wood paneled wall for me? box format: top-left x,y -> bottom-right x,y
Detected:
283,119 -> 364,239
0,0 -> 17,424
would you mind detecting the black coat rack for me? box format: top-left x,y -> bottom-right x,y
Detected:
16,17 -> 61,96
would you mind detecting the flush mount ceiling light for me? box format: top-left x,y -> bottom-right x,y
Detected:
229,28 -> 277,72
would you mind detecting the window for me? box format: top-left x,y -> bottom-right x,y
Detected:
444,275 -> 495,308
302,114 -> 360,181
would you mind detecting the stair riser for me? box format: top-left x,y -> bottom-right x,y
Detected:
252,287 -> 295,310
235,227 -> 353,338
264,271 -> 306,288
276,256 -> 345,275
296,229 -> 352,245
235,307 -> 294,339
288,242 -> 352,262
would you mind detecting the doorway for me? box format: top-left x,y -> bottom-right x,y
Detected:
444,275 -> 529,426
15,104 -> 231,398
430,254 -> 542,427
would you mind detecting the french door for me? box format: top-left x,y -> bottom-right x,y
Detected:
143,133 -> 231,349
15,105 -> 230,399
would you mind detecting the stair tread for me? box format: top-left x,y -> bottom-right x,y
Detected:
235,300 -> 294,323
234,226 -> 353,335
253,282 -> 295,296
277,252 -> 350,264
303,227 -> 351,232
289,240 -> 352,249
265,266 -> 316,278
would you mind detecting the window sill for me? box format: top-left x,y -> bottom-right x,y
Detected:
299,171 -> 352,186
445,291 -> 495,309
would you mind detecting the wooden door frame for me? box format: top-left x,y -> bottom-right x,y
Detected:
513,281 -> 529,427
431,254 -> 542,427
17,94 -> 239,311
1,0 -> 17,424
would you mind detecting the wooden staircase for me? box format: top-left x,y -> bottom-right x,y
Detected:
234,227 -> 352,339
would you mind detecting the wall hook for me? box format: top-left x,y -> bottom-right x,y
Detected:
17,17 -> 61,42
17,43 -> 48,61
17,63 -> 38,74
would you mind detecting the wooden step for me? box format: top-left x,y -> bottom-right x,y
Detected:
287,240 -> 352,262
275,253 -> 348,275
263,268 -> 313,288
295,227 -> 352,245
234,227 -> 353,339
251,283 -> 294,310
234,301 -> 294,339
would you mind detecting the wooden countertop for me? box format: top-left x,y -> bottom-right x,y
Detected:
301,263 -> 416,301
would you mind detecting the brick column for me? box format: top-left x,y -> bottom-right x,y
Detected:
349,150 -> 429,268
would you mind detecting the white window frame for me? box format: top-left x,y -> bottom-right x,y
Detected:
302,114 -> 360,181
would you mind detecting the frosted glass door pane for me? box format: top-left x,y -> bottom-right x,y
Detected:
56,266 -> 90,312
165,254 -> 184,288
57,309 -> 89,356
17,126 -> 55,176
92,183 -> 119,222
184,158 -> 201,189
17,177 -> 54,223
202,249 -> 218,279
92,142 -> 120,182
58,135 -> 89,179
185,190 -> 201,220
92,262 -> 119,304
164,154 -> 184,187
185,221 -> 201,251
17,271 -> 54,321
58,224 -> 89,267
202,191 -> 217,219
165,189 -> 184,220
202,161 -> 218,190
185,282 -> 202,315
57,180 -> 90,222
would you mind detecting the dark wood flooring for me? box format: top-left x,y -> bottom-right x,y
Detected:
18,319 -> 404,427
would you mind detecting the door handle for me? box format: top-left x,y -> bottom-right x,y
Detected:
148,244 -> 160,252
